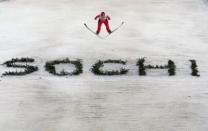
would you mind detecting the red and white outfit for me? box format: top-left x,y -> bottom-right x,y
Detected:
95,12 -> 112,34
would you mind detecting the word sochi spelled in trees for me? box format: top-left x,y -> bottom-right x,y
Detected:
91,59 -> 129,75
2,58 -> 38,76
0,57 -> 200,77
136,58 -> 176,76
45,58 -> 83,76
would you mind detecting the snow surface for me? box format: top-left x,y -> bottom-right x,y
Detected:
0,0 -> 208,131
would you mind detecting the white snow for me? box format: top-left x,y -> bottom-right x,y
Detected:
0,0 -> 208,131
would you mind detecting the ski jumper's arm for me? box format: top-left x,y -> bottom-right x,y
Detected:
94,15 -> 100,20
107,16 -> 110,20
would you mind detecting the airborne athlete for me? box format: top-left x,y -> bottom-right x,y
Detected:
94,12 -> 112,35
84,12 -> 124,39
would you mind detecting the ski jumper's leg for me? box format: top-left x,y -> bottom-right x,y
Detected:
96,20 -> 103,34
104,21 -> 111,33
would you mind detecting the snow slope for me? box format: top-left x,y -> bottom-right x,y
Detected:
0,0 -> 208,131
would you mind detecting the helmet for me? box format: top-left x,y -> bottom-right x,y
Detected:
101,12 -> 105,16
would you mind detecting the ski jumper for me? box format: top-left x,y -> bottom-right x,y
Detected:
95,13 -> 111,34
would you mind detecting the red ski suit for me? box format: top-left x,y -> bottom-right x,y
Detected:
95,14 -> 111,34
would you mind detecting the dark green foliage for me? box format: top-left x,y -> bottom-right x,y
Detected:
168,60 -> 176,76
91,59 -> 129,75
45,58 -> 83,76
190,60 -> 200,77
136,58 -> 146,75
2,57 -> 38,76
137,58 -> 176,76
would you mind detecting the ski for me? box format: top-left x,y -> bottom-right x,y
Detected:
84,21 -> 124,39
102,21 -> 124,39
84,23 -> 104,39
112,21 -> 125,33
